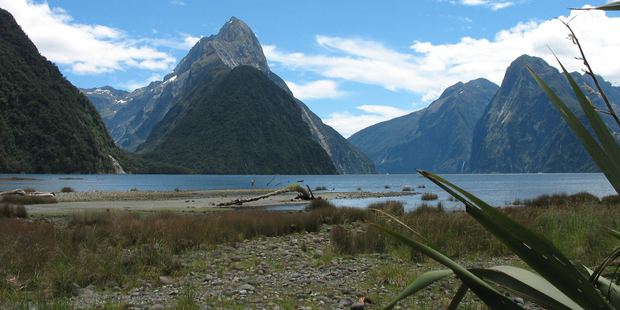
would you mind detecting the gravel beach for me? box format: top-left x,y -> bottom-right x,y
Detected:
26,190 -> 419,215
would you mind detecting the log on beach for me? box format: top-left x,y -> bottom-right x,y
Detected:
217,184 -> 314,206
0,189 -> 55,198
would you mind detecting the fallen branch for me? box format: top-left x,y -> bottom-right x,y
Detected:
218,184 -> 313,206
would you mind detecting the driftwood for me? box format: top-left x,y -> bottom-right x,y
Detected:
0,189 -> 54,197
218,184 -> 315,206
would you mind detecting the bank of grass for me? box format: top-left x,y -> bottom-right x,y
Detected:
2,193 -> 619,305
0,202 -> 371,301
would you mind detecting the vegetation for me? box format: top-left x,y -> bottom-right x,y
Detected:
420,192 -> 439,201
0,9 -> 126,174
141,65 -> 337,175
370,3 -> 620,309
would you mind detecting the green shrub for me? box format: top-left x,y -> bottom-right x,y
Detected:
60,187 -> 74,192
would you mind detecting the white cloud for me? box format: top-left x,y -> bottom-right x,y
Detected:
120,73 -> 163,91
265,9 -> 620,105
323,105 -> 414,137
286,80 -> 345,100
171,1 -> 185,5
0,0 -> 184,76
446,0 -> 516,10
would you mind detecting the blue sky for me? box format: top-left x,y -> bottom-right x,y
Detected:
2,0 -> 620,137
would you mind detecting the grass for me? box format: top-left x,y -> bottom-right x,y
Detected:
1,193 -> 619,307
0,195 -> 58,204
0,203 -> 28,218
420,192 -> 439,201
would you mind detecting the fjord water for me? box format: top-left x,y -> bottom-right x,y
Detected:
0,173 -> 614,210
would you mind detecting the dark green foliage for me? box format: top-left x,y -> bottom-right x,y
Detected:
142,66 -> 337,174
60,187 -> 74,193
349,78 -> 498,174
0,9 -> 120,174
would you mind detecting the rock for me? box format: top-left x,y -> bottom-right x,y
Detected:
350,302 -> 365,310
339,298 -> 354,307
158,276 -> 173,285
514,297 -> 525,305
313,250 -> 324,258
149,304 -> 165,310
239,284 -> 255,291
341,288 -> 352,295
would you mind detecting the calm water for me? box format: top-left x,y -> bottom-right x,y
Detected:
0,173 -> 615,211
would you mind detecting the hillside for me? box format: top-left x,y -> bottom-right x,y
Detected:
349,78 -> 498,174
468,55 -> 618,173
141,65 -> 337,174
0,9 -> 124,174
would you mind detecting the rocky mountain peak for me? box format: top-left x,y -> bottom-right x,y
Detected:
211,16 -> 269,72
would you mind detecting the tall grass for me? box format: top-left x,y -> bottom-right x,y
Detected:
0,205 -> 371,300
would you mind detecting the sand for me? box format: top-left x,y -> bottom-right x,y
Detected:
24,189 -> 418,215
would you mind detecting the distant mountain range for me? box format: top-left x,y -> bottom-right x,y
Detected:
349,78 -> 498,174
84,17 -> 376,175
350,54 -> 620,174
4,7 -> 618,175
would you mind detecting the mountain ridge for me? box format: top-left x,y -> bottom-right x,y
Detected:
87,17 -> 376,174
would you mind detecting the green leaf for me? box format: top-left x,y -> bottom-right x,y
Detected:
602,227 -> 620,241
383,269 -> 454,310
471,266 -> 583,310
526,63 -> 620,195
447,284 -> 469,310
370,223 -> 522,309
570,1 -> 620,11
418,170 -> 612,310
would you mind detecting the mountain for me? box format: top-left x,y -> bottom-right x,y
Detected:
349,78 -> 499,174
0,9 -> 126,174
80,86 -> 130,124
84,17 -> 376,174
141,65 -> 337,174
469,54 -> 620,173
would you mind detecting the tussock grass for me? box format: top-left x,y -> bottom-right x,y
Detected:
0,195 -> 58,204
60,187 -> 74,193
368,200 -> 404,216
0,203 -> 28,218
514,191 -> 599,208
0,206 -> 372,300
420,192 -> 439,201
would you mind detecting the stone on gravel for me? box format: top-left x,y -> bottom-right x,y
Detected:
149,304 -> 165,310
158,276 -> 173,285
313,250 -> 324,258
350,302 -> 366,310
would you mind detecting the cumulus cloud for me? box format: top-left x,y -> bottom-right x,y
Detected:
265,9 -> 620,105
323,105 -> 414,138
286,80 -> 346,100
0,0 -> 184,76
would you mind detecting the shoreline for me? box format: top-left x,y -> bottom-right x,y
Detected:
25,189 -> 419,215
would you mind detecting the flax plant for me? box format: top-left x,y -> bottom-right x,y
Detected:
371,2 -> 620,309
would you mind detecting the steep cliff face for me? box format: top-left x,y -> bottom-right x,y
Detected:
87,17 -> 376,174
468,55 -> 605,173
349,78 -> 498,174
0,9 -> 122,174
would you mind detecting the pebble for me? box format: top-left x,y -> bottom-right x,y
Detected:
50,224 -> 500,310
